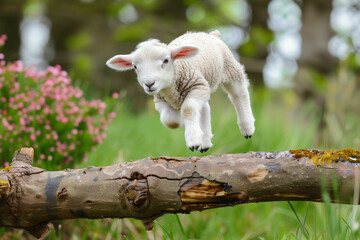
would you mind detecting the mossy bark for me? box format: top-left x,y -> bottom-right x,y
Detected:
1,148 -> 360,239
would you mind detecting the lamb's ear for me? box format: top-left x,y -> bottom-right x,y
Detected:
170,45 -> 199,60
106,54 -> 133,71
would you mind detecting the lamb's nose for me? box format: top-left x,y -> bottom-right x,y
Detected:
145,81 -> 155,88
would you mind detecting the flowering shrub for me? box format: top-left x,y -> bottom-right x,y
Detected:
0,34 -> 116,169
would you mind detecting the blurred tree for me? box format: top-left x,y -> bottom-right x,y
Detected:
241,0 -> 270,84
298,0 -> 337,74
0,0 -> 22,60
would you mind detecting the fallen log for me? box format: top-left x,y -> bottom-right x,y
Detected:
1,147 -> 360,239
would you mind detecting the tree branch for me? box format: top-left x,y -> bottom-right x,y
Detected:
1,148 -> 360,239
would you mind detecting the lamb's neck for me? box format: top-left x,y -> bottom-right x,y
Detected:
159,84 -> 181,110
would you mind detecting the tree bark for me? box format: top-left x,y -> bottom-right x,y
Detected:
1,148 -> 360,239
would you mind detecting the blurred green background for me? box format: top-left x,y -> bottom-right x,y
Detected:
1,0 -> 360,239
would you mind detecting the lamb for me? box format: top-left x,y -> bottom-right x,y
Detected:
106,30 -> 255,152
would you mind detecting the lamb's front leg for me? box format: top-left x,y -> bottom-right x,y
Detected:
199,102 -> 213,152
181,88 -> 210,152
155,100 -> 183,129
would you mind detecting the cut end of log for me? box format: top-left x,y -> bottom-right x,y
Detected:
11,147 -> 34,166
19,148 -> 34,159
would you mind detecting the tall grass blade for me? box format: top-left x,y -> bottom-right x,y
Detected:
154,220 -> 173,240
153,220 -> 156,240
322,191 -> 335,240
288,201 -> 310,240
299,201 -> 310,240
175,214 -> 187,239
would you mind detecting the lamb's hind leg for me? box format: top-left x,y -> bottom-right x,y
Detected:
222,80 -> 255,139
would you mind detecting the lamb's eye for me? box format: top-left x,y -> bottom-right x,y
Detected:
161,59 -> 169,69
133,65 -> 137,69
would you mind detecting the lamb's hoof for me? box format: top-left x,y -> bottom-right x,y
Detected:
189,145 -> 200,152
240,121 -> 255,139
200,147 -> 209,153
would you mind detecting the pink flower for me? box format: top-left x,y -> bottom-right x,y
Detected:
0,34 -> 7,46
30,134 -> 36,141
2,118 -> 9,127
0,35 -> 115,169
74,89 -> 82,98
112,92 -> 119,99
109,112 -> 116,118
52,131 -> 58,140
82,153 -> 88,163
39,97 -> 45,105
69,143 -> 75,150
62,117 -> 69,123
9,61 -> 24,72
19,118 -> 26,125
44,106 -> 50,114
17,102 -> 24,108
47,65 -> 61,76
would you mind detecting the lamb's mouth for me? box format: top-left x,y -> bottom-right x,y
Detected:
146,88 -> 157,95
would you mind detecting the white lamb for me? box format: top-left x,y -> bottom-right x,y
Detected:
106,30 -> 255,152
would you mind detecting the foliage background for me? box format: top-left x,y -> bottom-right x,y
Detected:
1,0 -> 360,239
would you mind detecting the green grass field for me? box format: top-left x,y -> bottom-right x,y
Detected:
76,87 -> 359,240
2,87 -> 360,239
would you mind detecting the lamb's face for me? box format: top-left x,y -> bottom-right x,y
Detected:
132,45 -> 174,95
106,39 -> 199,96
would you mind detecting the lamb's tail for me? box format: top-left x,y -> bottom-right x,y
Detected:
209,30 -> 221,39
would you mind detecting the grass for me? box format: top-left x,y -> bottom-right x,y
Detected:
79,87 -> 360,239
1,87 -> 360,239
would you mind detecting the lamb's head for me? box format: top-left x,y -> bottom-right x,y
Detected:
106,39 -> 199,95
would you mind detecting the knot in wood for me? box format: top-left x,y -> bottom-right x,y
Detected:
56,188 -> 68,200
126,179 -> 148,207
130,171 -> 144,179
